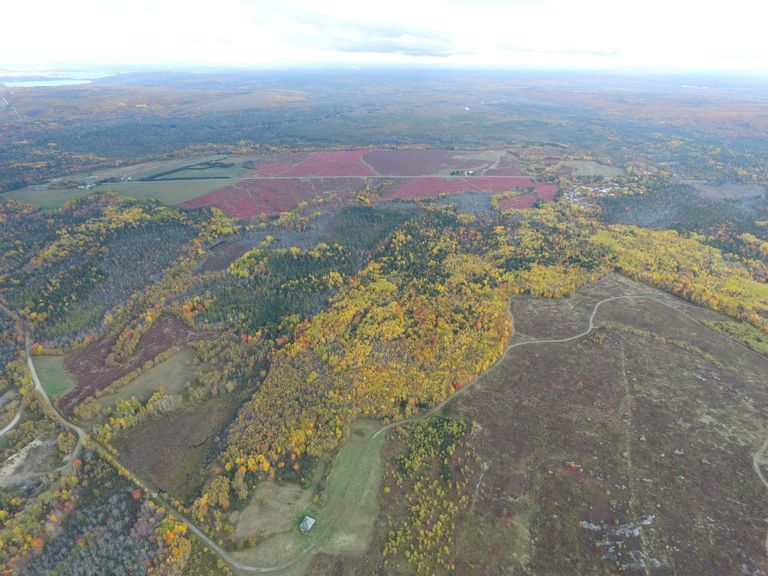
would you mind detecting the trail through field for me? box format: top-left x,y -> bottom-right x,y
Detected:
753,438 -> 768,556
617,341 -> 651,576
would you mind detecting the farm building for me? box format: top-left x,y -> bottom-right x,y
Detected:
299,515 -> 316,534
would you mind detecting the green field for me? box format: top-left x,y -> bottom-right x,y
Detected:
2,180 -> 229,209
92,180 -> 232,205
35,356 -> 76,399
230,419 -> 386,575
130,155 -> 234,180
146,156 -> 251,180
97,347 -> 196,409
2,187 -> 95,210
2,164 -> 241,209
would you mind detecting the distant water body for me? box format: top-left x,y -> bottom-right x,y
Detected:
2,79 -> 92,87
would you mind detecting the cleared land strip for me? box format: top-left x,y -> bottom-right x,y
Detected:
4,287 -> 768,574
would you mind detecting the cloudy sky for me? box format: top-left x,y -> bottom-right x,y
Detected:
3,0 -> 767,72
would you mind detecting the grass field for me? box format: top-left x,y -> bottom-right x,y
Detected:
34,355 -> 76,399
94,180 -> 235,205
97,347 -> 196,410
143,156 -> 251,181
1,179 -> 235,209
1,187 -> 95,210
80,155 -> 233,181
230,419 -> 385,575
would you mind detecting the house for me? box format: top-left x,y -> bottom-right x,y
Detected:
299,515 -> 316,534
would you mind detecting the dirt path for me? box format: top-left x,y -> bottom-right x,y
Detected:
0,304 -> 84,464
359,153 -> 381,177
753,438 -> 768,556
617,341 -> 652,576
23,326 -> 86,464
480,154 -> 501,176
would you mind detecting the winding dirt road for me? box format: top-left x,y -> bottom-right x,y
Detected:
23,325 -> 86,463
0,408 -> 22,438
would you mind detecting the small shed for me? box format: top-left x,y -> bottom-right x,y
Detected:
299,515 -> 316,534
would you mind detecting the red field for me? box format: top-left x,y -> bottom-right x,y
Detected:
252,163 -> 295,176
362,149 -> 459,176
385,176 -> 535,200
180,150 -> 558,217
60,315 -> 215,413
179,177 -> 365,218
247,152 -> 310,176
534,182 -> 559,201
497,193 -> 539,210
483,165 -> 527,177
285,150 -> 374,177
181,180 -> 303,217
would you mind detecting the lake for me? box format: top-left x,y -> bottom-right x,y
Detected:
2,79 -> 93,87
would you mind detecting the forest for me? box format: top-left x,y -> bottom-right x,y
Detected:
3,177 -> 768,571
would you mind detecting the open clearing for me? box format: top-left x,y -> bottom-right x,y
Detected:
229,419 -> 385,575
60,315 -> 213,413
453,274 -> 768,575
1,186 -> 95,210
112,396 -> 234,503
683,180 -> 766,200
96,347 -> 196,410
93,179 -> 233,205
562,159 -> 624,178
0,435 -> 60,488
34,355 -> 76,399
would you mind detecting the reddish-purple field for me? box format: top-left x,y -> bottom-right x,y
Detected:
285,150 -> 374,177
362,149 -> 487,176
384,176 -> 535,200
179,177 -> 365,218
497,194 -> 538,210
252,163 -> 295,176
60,316 -> 215,413
180,150 -> 558,217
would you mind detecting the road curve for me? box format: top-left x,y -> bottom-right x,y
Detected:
0,407 -> 22,437
0,302 -> 86,463
23,325 -> 86,463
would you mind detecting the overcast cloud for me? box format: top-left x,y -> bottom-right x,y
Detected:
2,0 -> 767,72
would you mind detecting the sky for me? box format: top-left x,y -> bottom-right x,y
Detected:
2,0 -> 768,73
